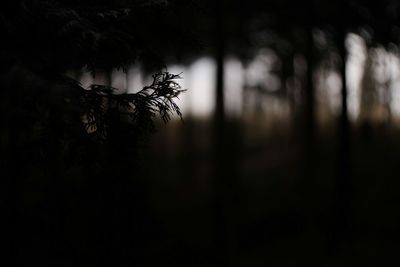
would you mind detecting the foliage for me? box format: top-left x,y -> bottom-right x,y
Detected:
0,0 -> 187,145
80,71 -> 185,141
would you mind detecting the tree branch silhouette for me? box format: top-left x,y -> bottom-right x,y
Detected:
80,71 -> 185,140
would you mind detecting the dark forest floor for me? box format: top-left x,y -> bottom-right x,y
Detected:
135,119 -> 400,266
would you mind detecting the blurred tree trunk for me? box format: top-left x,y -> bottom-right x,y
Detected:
283,33 -> 298,135
213,0 -> 226,262
303,25 -> 316,195
300,1 -> 320,261
338,30 -> 352,242
213,0 -> 239,265
97,71 -> 129,265
305,12 -> 316,166
329,5 -> 353,256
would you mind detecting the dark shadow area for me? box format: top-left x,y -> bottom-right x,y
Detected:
2,0 -> 400,266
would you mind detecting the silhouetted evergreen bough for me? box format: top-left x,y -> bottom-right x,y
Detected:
80,71 -> 184,141
0,0 -> 188,265
1,0 -> 186,146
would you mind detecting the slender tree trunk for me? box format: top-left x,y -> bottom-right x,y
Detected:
330,27 -> 353,256
328,0 -> 352,255
305,7 -> 316,160
300,2 -> 320,261
213,0 -> 226,261
93,71 -> 120,265
213,0 -> 238,265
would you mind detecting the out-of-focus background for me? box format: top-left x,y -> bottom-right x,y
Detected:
4,0 -> 400,266
121,1 -> 400,265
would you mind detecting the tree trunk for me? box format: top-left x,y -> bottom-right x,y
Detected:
213,0 -> 238,265
329,6 -> 352,256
